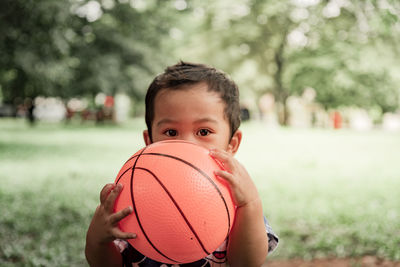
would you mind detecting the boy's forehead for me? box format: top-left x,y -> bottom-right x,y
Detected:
155,82 -> 221,104
152,83 -> 228,120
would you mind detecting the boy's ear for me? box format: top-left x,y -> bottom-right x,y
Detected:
227,129 -> 242,155
143,130 -> 152,146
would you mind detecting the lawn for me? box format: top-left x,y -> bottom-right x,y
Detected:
1,118 -> 399,266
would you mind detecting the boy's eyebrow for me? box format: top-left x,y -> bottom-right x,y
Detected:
194,118 -> 219,124
156,117 -> 218,126
156,118 -> 177,126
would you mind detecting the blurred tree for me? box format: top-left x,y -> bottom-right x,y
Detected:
0,0 -> 77,103
177,0 -> 304,124
180,0 -> 400,124
69,0 -> 181,101
2,0 -> 399,122
0,0 -> 183,111
285,0 -> 400,113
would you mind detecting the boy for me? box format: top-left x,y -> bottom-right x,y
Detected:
85,61 -> 278,266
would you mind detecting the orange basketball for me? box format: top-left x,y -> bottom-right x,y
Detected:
113,140 -> 236,264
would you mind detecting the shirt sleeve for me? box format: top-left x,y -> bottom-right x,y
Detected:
264,216 -> 279,253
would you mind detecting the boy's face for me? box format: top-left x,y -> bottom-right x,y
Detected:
143,82 -> 241,154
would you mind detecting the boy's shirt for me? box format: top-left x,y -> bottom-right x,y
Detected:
114,217 -> 278,266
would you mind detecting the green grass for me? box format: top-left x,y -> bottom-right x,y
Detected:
1,118 -> 400,266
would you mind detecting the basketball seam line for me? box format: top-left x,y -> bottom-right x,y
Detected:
141,152 -> 232,240
134,152 -> 232,240
115,148 -> 232,262
135,166 -> 210,256
118,148 -> 180,264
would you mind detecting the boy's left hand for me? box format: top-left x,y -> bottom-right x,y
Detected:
210,148 -> 260,207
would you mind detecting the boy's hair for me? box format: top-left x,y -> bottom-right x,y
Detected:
145,61 -> 241,141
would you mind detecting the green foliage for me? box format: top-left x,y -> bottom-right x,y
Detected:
1,0 -> 400,118
1,119 -> 400,265
69,0 -> 179,99
0,0 -> 77,101
179,0 -> 400,118
0,0 -> 182,103
282,0 -> 400,113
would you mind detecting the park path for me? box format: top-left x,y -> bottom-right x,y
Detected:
264,256 -> 400,267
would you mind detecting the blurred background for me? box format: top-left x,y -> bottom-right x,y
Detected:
1,0 -> 400,266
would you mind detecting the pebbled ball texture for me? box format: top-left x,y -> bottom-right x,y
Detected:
114,140 -> 236,264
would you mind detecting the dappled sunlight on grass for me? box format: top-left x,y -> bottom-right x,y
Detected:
237,122 -> 400,260
1,119 -> 400,265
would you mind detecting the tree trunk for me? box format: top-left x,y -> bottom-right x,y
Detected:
274,33 -> 289,126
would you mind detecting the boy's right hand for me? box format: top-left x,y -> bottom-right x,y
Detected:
87,183 -> 136,245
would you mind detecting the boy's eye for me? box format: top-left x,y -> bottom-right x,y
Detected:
197,129 -> 211,136
164,129 -> 177,137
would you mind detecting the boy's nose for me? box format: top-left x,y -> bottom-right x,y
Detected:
179,134 -> 199,145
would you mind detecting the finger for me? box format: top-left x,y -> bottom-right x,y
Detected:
112,228 -> 137,240
214,169 -> 236,186
100,183 -> 115,204
209,149 -> 235,172
110,206 -> 133,225
104,183 -> 123,212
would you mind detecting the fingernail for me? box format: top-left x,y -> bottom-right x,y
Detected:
131,233 -> 137,239
117,183 -> 123,189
